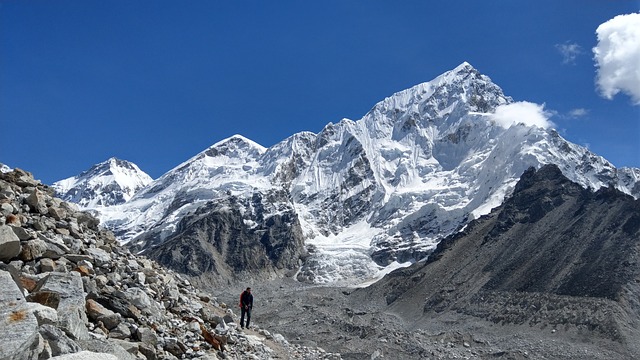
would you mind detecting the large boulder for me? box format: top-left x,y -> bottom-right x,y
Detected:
0,270 -> 41,360
26,189 -> 48,215
34,272 -> 90,340
0,225 -> 21,262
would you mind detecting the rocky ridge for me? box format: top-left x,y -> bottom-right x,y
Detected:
0,168 -> 340,360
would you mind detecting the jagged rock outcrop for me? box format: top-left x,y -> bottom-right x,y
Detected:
354,164 -> 640,356
0,168 -> 341,359
132,190 -> 308,283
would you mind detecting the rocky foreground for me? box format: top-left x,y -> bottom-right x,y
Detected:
0,168 -> 340,360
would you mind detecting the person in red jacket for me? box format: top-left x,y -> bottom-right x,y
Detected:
239,287 -> 253,329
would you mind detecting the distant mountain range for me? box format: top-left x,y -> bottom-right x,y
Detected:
53,63 -> 640,285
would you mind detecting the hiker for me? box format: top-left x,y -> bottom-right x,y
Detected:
239,287 -> 253,329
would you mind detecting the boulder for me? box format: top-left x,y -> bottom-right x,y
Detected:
85,247 -> 111,267
48,350 -> 118,360
86,299 -> 120,330
25,302 -> 58,325
0,270 -> 40,360
108,322 -> 131,340
135,326 -> 158,347
39,234 -> 70,259
39,324 -> 81,356
19,238 -> 47,261
0,225 -> 21,262
76,212 -> 99,231
34,272 -> 90,340
1,202 -> 14,216
37,258 -> 56,273
27,290 -> 61,309
48,206 -> 67,221
11,225 -> 34,241
26,189 -> 48,215
123,287 -> 164,318
74,338 -> 137,360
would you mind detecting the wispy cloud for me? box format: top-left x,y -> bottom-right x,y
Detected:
593,13 -> 640,105
569,108 -> 589,118
555,42 -> 583,65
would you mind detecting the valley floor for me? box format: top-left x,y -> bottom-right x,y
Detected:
214,278 -> 637,360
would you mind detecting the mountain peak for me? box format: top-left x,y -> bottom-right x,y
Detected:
452,61 -> 474,72
206,134 -> 267,158
53,158 -> 152,208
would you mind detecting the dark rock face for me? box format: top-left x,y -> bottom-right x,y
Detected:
355,164 -> 640,345
139,191 -> 307,281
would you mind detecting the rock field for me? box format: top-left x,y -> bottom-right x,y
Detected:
0,168 -> 339,360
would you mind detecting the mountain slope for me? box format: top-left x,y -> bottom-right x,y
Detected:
53,157 -> 152,208
353,164 -> 640,356
64,63 -> 640,284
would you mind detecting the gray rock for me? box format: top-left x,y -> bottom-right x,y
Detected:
1,202 -> 14,216
65,254 -> 93,265
37,258 -> 56,273
11,225 -> 34,240
0,270 -> 40,360
85,247 -> 111,267
136,326 -> 158,347
109,322 -> 132,340
26,190 -> 48,215
138,342 -> 157,360
223,313 -> 234,325
76,337 -> 138,360
76,212 -> 99,231
25,301 -> 58,325
39,324 -> 81,356
19,238 -> 47,261
0,225 -> 21,262
123,287 -> 163,318
163,337 -> 186,357
82,276 -> 100,299
108,338 -> 139,355
42,240 -> 70,259
48,206 -> 67,221
49,350 -> 118,360
35,272 -> 90,340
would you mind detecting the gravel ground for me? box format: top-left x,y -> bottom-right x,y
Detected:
215,278 -> 637,360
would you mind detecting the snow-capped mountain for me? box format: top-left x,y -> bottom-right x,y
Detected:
53,157 -> 153,208
62,63 -> 640,285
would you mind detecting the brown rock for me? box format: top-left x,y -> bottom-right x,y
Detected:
19,238 -> 47,261
26,291 -> 61,309
19,275 -> 38,292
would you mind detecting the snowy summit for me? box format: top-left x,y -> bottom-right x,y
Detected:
53,157 -> 153,208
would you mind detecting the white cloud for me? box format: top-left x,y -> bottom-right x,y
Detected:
593,13 -> 640,105
491,102 -> 554,129
569,108 -> 589,118
555,42 -> 583,64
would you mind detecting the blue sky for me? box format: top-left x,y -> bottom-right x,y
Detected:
2,1 -> 639,184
